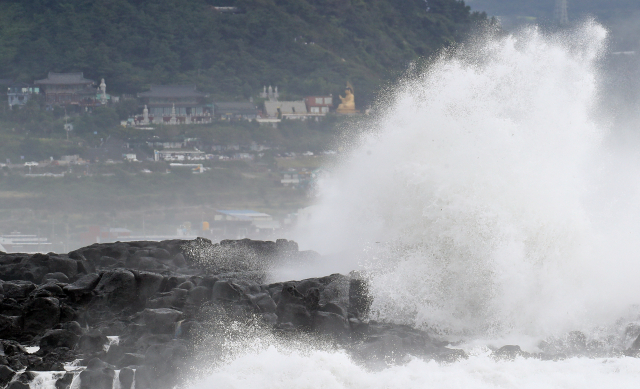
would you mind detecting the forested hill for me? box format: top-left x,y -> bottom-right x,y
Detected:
0,0 -> 487,107
466,0 -> 638,21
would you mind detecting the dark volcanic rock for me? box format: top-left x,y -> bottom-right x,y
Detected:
79,363 -> 115,389
493,345 -> 530,360
47,256 -> 78,279
117,353 -> 145,368
132,270 -> 164,302
187,286 -> 211,305
23,297 -> 60,334
248,293 -> 277,313
2,281 -> 36,299
313,311 -> 350,337
63,273 -> 101,300
55,373 -> 74,389
119,367 -> 135,389
0,365 -> 16,387
40,329 -> 79,351
211,280 -> 245,301
0,237 -> 483,388
0,315 -> 22,339
43,272 -> 70,283
142,308 -> 183,334
94,269 -> 136,307
7,381 -> 30,389
78,329 -> 109,354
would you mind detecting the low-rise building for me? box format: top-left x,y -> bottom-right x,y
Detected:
3,81 -> 40,108
214,102 -> 258,120
137,85 -> 212,125
304,95 -> 333,114
154,149 -> 205,161
215,210 -> 280,232
263,100 -> 307,119
0,232 -> 52,253
146,139 -> 184,149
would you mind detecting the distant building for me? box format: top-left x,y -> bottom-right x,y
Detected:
80,226 -> 132,245
146,139 -> 184,149
214,102 -> 258,120
0,231 -> 52,253
34,72 -> 97,107
55,155 -> 83,166
281,172 -> 301,186
215,210 -> 280,232
137,85 -> 211,125
263,100 -> 314,120
216,210 -> 273,222
304,96 -> 333,114
1,80 -> 40,108
154,149 -> 205,162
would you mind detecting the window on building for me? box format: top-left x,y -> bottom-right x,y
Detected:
311,107 -> 320,113
321,107 -> 329,113
315,97 -> 323,104
324,97 -> 332,105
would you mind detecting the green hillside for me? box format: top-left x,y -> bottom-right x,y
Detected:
0,0 -> 487,108
466,0 -> 639,22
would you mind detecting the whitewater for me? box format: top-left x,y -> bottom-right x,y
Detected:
189,22 -> 640,389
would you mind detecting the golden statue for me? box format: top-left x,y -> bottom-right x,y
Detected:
337,82 -> 357,114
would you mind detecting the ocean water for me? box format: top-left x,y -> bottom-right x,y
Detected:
191,22 -> 640,388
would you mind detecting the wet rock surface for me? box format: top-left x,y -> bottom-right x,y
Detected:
5,237 -> 621,388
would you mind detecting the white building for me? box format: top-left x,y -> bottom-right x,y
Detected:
154,149 -> 205,161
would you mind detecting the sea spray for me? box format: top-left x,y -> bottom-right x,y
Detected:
289,21 -> 640,339
191,347 -> 640,389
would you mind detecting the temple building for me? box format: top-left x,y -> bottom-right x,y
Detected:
213,102 -> 258,121
136,85 -> 212,125
34,72 -> 97,107
263,101 -> 306,118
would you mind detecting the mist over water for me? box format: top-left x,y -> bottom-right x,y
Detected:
290,21 -> 640,339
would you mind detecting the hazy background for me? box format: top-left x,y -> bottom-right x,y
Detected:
0,0 -> 638,253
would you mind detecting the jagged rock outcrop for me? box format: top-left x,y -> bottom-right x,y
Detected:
0,238 -> 465,389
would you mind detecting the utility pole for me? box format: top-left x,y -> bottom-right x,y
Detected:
555,0 -> 569,26
64,109 -> 73,140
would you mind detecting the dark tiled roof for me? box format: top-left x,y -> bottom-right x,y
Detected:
264,101 -> 308,116
35,72 -> 94,85
77,85 -> 99,96
214,102 -> 258,114
138,85 -> 207,98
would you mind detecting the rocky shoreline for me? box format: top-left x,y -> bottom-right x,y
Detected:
1,237 -> 639,389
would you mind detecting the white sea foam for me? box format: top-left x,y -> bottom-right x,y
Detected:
191,346 -> 640,389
